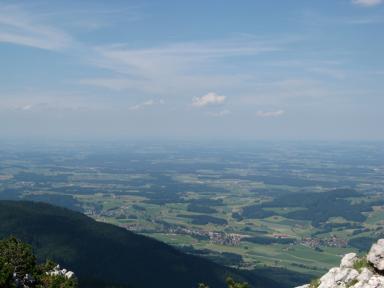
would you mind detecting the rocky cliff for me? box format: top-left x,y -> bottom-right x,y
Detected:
295,239 -> 384,288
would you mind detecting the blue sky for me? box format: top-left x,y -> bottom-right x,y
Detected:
0,0 -> 383,141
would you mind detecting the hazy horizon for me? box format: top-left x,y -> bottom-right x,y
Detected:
1,0 -> 383,141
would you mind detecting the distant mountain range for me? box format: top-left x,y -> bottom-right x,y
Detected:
0,201 -> 308,288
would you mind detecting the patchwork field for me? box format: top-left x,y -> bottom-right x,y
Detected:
1,142 -> 383,276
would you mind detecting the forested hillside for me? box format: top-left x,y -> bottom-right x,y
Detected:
0,201 -> 306,288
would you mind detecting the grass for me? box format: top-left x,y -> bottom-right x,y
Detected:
353,257 -> 371,272
308,278 -> 320,288
366,209 -> 384,225
346,279 -> 359,287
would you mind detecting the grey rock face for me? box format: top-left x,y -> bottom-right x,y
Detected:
340,253 -> 358,268
367,239 -> 384,271
357,268 -> 373,283
318,267 -> 358,288
366,275 -> 384,287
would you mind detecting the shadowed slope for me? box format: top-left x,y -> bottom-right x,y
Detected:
0,201 -> 287,288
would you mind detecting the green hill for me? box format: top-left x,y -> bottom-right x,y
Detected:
0,201 -> 304,288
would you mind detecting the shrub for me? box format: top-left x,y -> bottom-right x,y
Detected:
197,277 -> 249,288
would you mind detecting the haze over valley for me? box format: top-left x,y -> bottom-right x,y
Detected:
1,1 -> 383,288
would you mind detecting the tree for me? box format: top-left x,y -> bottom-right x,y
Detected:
226,277 -> 249,288
0,257 -> 13,287
197,277 -> 249,288
0,237 -> 77,288
0,236 -> 36,278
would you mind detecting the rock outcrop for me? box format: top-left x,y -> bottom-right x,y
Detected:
294,239 -> 384,288
367,239 -> 384,271
46,264 -> 75,279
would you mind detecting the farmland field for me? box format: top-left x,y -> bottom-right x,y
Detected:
0,141 -> 383,276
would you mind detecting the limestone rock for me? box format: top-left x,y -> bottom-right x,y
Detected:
366,275 -> 384,288
356,268 -> 373,283
340,253 -> 358,268
65,271 -> 75,279
318,267 -> 358,288
294,239 -> 384,288
46,264 -> 75,279
367,239 -> 384,271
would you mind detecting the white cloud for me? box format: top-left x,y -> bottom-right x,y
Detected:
0,5 -> 73,50
256,110 -> 285,117
192,92 -> 226,107
128,99 -> 163,110
208,110 -> 231,117
352,0 -> 383,7
0,92 -> 96,112
20,105 -> 32,111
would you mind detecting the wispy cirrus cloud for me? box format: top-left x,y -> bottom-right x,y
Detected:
208,109 -> 231,117
256,110 -> 285,117
352,0 -> 383,7
0,4 -> 73,50
93,38 -> 279,75
81,37 -> 281,95
1,101 -> 89,112
0,90 -> 97,112
79,77 -> 150,92
128,99 -> 163,111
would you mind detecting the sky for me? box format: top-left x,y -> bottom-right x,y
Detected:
0,0 -> 383,141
